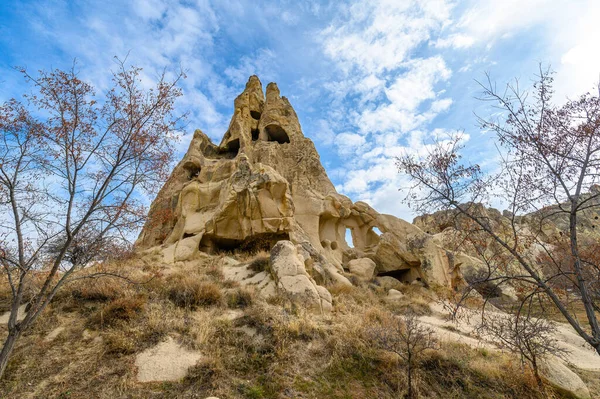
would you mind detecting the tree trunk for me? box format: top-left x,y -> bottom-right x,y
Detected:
407,363 -> 413,399
0,329 -> 20,379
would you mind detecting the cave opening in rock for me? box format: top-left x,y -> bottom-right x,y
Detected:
251,128 -> 259,141
217,139 -> 240,158
185,165 -> 200,180
265,124 -> 290,144
250,110 -> 261,120
378,269 -> 418,283
199,232 -> 290,255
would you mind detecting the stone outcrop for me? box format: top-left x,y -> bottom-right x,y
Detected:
270,241 -> 332,313
137,75 -> 463,306
541,357 -> 591,399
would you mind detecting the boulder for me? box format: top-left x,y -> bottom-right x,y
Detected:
375,276 -> 404,291
541,357 -> 591,399
347,258 -> 376,281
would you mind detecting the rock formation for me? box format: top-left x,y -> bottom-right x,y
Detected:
136,76 -> 468,308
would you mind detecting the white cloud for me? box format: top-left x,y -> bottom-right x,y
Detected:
334,132 -> 369,156
434,33 -> 475,49
358,56 -> 452,134
320,0 -> 453,74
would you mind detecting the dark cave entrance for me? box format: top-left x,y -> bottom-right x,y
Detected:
199,232 -> 290,255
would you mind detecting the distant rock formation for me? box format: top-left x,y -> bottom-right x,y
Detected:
137,76 -> 466,307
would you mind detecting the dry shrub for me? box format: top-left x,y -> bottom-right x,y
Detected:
90,295 -> 146,328
167,275 -> 222,309
248,256 -> 270,273
70,278 -> 123,302
226,287 -> 254,309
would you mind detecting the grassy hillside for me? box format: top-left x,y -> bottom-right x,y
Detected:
0,254 -> 593,399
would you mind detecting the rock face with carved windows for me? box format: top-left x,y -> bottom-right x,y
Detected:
136,76 -> 472,310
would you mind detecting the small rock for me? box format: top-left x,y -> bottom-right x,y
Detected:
44,326 -> 65,342
386,289 -> 405,301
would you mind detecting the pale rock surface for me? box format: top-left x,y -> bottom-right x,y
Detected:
386,289 -> 405,301
375,276 -> 404,291
348,258 -> 376,281
44,326 -> 65,342
270,241 -> 331,313
421,302 -> 597,397
540,357 -> 591,399
135,337 -> 202,382
0,304 -> 26,324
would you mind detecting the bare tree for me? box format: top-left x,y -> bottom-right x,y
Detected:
478,313 -> 568,390
397,66 -> 600,355
0,58 -> 185,378
368,312 -> 438,399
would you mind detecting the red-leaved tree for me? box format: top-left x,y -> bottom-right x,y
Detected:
0,58 -> 184,377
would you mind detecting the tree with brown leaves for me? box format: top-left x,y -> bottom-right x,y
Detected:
0,59 -> 185,378
368,312 -> 438,399
397,66 -> 600,356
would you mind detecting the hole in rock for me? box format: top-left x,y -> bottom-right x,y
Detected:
372,227 -> 382,236
250,110 -> 261,120
345,228 -> 354,248
596,216 -> 599,220
183,163 -> 201,180
331,241 -> 339,250
217,139 -> 240,159
199,232 -> 290,255
265,124 -> 290,144
182,233 -> 195,239
251,128 -> 259,141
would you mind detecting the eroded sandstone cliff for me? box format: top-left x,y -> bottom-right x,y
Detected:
137,76 -> 468,310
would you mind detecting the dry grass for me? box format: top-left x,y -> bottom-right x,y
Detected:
166,274 -> 223,309
89,295 -> 147,328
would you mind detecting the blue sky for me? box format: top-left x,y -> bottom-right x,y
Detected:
1,0 -> 599,221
